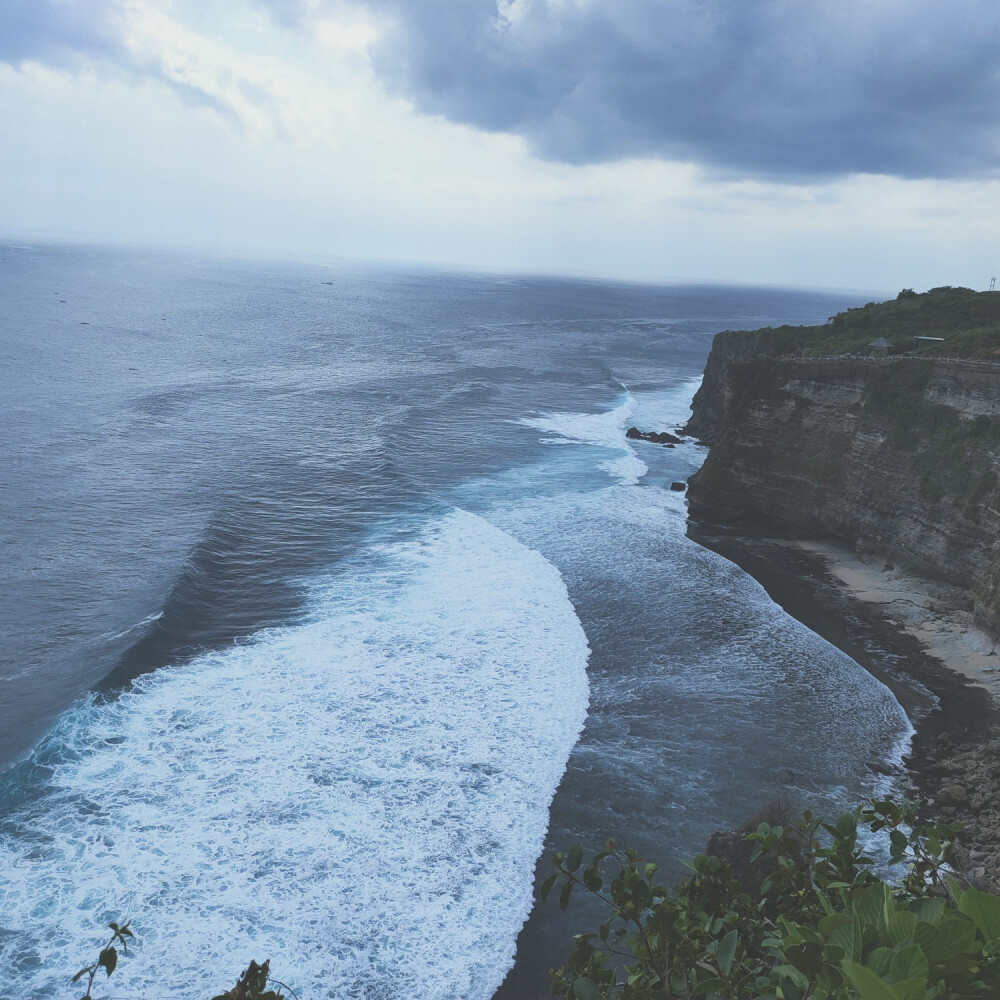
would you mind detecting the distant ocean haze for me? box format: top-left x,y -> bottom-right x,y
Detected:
0,243 -> 909,999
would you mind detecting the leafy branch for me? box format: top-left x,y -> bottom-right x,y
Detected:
544,800 -> 1000,1000
71,921 -> 133,1000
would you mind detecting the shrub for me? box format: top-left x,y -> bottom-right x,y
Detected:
72,926 -> 294,1000
544,800 -> 1000,999
71,921 -> 133,1000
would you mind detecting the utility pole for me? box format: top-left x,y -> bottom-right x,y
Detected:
991,275 -> 997,291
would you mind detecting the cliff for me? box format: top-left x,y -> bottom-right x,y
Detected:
686,309 -> 1000,633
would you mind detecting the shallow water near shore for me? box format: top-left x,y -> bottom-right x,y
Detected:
1,243 -> 909,999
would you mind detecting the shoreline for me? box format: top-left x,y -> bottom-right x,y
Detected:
689,524 -> 1000,889
791,539 -> 999,692
494,518 -> 1000,1000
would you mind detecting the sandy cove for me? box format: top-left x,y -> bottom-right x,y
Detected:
789,539 -> 1000,890
795,540 -> 999,696
689,527 -> 1000,891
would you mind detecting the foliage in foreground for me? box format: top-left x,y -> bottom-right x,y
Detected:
73,925 -> 292,1000
545,801 -> 1000,1000
72,921 -> 133,1000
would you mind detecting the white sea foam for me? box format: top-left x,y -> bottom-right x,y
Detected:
0,509 -> 590,1000
519,377 -> 703,487
519,391 -> 646,485
629,376 -> 704,434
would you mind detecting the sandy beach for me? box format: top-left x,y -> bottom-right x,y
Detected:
691,527 -> 1000,891
793,539 -> 999,698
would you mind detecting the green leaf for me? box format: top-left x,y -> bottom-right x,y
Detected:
567,843 -> 584,873
842,962 -> 898,1000
834,811 -> 858,839
886,907 -> 917,946
958,888 -> 1000,941
819,913 -> 851,938
829,918 -> 864,963
717,928 -> 738,977
853,883 -> 890,934
632,879 -> 650,911
98,947 -> 117,977
912,921 -> 938,957
888,944 -> 928,983
71,967 -> 91,983
540,873 -> 558,902
922,916 -> 977,961
573,976 -> 599,1000
867,948 -> 893,979
691,977 -> 729,996
888,829 -> 909,859
560,879 -> 574,911
944,874 -> 964,902
910,898 -> 945,926
889,977 -> 929,1000
772,964 -> 811,990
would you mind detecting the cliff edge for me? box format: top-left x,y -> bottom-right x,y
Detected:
686,288 -> 1000,633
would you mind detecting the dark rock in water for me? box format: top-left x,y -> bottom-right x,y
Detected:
937,784 -> 969,807
776,768 -> 796,786
670,482 -> 687,492
625,426 -> 683,445
865,758 -> 897,776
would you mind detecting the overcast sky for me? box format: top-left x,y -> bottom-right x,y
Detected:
2,0 -> 999,290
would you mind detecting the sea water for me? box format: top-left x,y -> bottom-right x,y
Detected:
0,243 -> 911,999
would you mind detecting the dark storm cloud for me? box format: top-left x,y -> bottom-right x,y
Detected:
284,0 -> 1000,181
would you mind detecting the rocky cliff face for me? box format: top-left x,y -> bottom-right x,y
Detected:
686,335 -> 1000,632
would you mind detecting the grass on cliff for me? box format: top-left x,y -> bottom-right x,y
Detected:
730,287 -> 1000,360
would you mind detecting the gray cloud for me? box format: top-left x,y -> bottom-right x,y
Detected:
8,0 -> 999,182
312,0 -> 1000,181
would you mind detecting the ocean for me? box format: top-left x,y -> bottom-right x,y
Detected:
0,242 -> 912,999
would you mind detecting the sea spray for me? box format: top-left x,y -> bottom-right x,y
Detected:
0,510 -> 590,1000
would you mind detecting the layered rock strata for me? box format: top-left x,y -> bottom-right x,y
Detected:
686,337 -> 1000,633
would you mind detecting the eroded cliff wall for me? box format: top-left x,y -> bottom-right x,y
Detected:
686,338 -> 1000,632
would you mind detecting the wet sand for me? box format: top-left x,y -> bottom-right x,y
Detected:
691,529 -> 1000,891
690,529 -> 997,774
792,539 -> 999,694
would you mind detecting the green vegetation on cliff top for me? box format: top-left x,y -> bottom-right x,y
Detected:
735,286 -> 1000,360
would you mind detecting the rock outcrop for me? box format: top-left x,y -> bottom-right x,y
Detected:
686,338 -> 1000,633
626,426 -> 683,445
